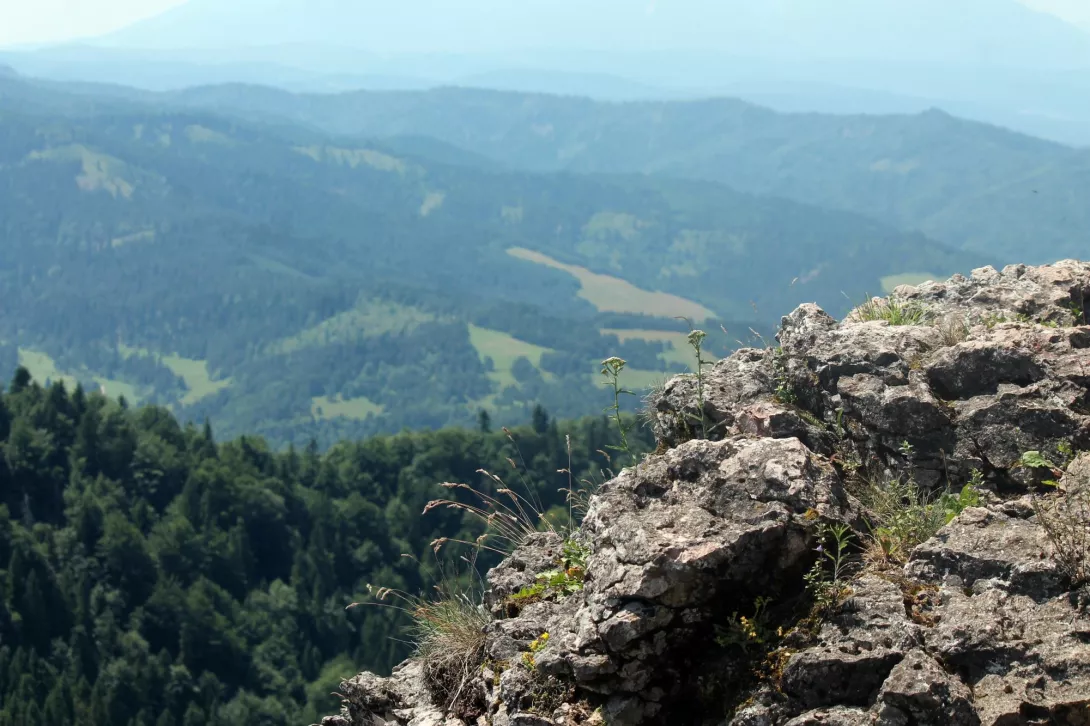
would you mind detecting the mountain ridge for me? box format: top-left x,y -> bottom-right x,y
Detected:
132,81 -> 1090,263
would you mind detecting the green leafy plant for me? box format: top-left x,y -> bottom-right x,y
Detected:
937,480 -> 982,524
601,356 -> 636,459
511,537 -> 590,603
521,632 -> 550,670
861,470 -> 982,565
716,596 -> 780,654
804,522 -> 855,615
1020,449 -> 1067,482
1060,300 -> 1086,325
772,346 -> 797,405
678,321 -> 712,439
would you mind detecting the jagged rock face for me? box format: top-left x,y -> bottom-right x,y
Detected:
773,262 -> 1090,489
538,437 -> 851,703
318,261 -> 1090,726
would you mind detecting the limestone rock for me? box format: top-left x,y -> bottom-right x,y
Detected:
318,262 -> 1090,726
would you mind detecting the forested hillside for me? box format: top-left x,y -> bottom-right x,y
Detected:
0,368 -> 648,726
0,73 -> 978,445
155,84 -> 1090,263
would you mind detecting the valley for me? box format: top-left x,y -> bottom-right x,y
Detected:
0,71 -> 984,446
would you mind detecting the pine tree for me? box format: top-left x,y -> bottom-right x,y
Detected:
0,395 -> 10,441
532,404 -> 549,434
9,367 -> 31,394
42,677 -> 73,725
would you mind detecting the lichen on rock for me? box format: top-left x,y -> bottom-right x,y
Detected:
318,261 -> 1090,726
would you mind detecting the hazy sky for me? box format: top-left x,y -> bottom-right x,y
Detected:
2,0 -> 1090,47
0,0 -> 187,46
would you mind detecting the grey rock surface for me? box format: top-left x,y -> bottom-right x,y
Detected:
319,262 -> 1090,726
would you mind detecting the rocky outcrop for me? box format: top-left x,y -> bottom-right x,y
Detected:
319,261 -> 1090,726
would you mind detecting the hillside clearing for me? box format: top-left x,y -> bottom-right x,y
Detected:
508,247 -> 716,321
468,324 -> 553,389
600,328 -> 717,370
18,348 -> 144,403
881,272 -> 940,293
119,344 -> 230,405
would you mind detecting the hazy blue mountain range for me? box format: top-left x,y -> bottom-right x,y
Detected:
4,1 -> 1090,144
0,72 -> 978,445
4,67 -> 1086,265
121,83 -> 1089,264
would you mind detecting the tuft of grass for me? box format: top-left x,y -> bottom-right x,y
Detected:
934,314 -> 971,347
351,576 -> 490,718
981,312 -> 1010,330
851,295 -> 927,326
426,473 -> 553,557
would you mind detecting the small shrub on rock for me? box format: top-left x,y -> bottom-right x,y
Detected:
1033,486 -> 1090,586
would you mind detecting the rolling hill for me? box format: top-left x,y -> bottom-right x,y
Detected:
150,83 -> 1090,263
0,76 -> 980,445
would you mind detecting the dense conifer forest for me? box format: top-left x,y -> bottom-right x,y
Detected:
0,367 -> 650,726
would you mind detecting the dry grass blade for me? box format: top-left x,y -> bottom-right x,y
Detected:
424,432 -> 578,557
1033,488 -> 1090,586
350,565 -> 491,719
934,313 -> 971,347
